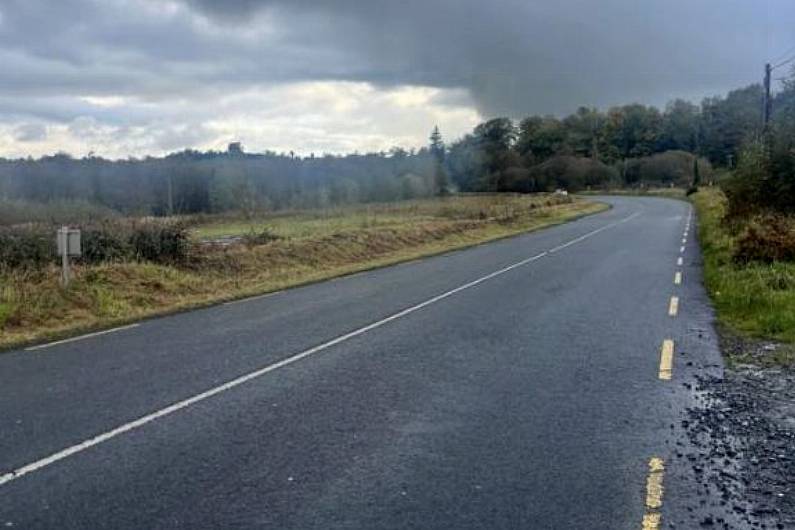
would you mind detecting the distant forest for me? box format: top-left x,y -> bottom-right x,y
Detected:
1,76 -> 792,219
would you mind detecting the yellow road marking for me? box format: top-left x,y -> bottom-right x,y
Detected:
659,340 -> 674,380
674,271 -> 682,285
668,296 -> 679,317
642,513 -> 661,530
641,457 -> 665,529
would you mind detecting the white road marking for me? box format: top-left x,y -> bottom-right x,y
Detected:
0,211 -> 640,487
680,246 -> 685,253
25,324 -> 141,351
547,213 -> 639,254
677,257 -> 683,266
223,290 -> 284,306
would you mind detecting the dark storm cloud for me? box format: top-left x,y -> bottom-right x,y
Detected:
2,0 -> 792,115
0,0 -> 793,156
181,0 -> 795,115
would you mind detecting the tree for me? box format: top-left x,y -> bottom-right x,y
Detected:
660,99 -> 700,153
562,107 -> 606,160
516,116 -> 567,163
700,85 -> 763,166
429,125 -> 445,163
603,104 -> 662,161
473,118 -> 520,191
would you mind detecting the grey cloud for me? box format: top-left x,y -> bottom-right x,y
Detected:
181,0 -> 794,115
13,123 -> 47,142
0,0 -> 793,157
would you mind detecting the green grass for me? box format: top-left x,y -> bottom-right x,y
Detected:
693,188 -> 795,352
0,194 -> 608,350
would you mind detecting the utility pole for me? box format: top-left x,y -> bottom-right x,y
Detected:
763,62 -> 773,131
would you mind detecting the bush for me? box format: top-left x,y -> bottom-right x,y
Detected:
526,156 -> 618,191
0,220 -> 191,270
128,221 -> 190,264
733,214 -> 795,263
82,220 -> 190,265
81,223 -> 132,263
0,226 -> 54,269
722,143 -> 770,219
624,150 -> 711,188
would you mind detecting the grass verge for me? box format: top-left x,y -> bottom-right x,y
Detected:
692,187 -> 795,366
578,187 -> 687,200
0,194 -> 607,351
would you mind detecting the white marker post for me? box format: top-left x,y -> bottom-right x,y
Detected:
56,226 -> 81,287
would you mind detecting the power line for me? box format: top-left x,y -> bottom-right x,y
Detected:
772,55 -> 795,71
772,44 -> 795,64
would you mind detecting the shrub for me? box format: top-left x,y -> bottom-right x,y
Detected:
0,220 -> 191,269
526,156 -> 618,191
722,143 -> 771,219
723,139 -> 795,218
0,226 -> 54,269
624,150 -> 712,188
128,221 -> 190,264
81,223 -> 132,263
733,214 -> 795,263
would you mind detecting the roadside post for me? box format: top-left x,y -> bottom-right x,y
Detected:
56,226 -> 81,287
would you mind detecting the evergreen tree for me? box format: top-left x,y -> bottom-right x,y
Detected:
429,126 -> 449,195
429,126 -> 445,163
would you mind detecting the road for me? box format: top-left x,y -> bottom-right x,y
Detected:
0,196 -> 725,529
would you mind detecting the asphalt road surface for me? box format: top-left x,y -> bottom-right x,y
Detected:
0,196 -> 726,529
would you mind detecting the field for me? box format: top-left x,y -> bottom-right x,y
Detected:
693,188 -> 795,365
0,194 -> 607,350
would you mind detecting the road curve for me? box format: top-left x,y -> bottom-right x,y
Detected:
0,196 -> 724,529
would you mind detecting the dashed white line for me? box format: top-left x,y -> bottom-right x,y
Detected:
547,212 -> 640,254
0,211 -> 641,487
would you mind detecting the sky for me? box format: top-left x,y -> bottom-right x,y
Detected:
0,0 -> 793,159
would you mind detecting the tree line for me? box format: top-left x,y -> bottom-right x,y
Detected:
1,75 -> 792,220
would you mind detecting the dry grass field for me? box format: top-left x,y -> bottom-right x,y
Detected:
0,194 -> 607,350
